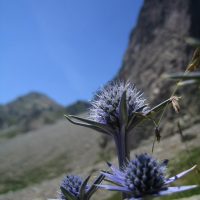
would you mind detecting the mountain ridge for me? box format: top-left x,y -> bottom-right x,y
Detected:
0,91 -> 89,138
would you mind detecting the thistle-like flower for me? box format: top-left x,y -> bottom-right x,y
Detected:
98,153 -> 197,199
60,175 -> 88,199
64,81 -> 175,169
89,81 -> 150,129
48,174 -> 104,200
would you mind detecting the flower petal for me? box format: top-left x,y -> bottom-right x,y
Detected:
166,165 -> 197,184
101,171 -> 124,185
96,184 -> 130,192
106,162 -> 124,177
158,185 -> 198,196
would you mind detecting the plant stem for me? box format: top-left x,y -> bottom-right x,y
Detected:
114,126 -> 131,200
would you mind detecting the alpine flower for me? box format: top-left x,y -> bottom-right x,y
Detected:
97,153 -> 197,199
48,174 -> 104,200
64,81 -> 176,168
89,81 -> 150,129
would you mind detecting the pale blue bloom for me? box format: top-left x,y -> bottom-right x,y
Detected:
49,174 -> 104,200
97,153 -> 197,199
60,175 -> 87,199
89,81 -> 149,128
65,81 -> 174,169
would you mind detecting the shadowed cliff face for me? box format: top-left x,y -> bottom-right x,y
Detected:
116,0 -> 200,143
189,1 -> 200,38
118,0 -> 200,100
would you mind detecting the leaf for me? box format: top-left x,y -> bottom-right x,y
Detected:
166,165 -> 197,184
168,72 -> 200,81
64,115 -> 111,135
127,104 -> 147,131
127,112 -> 146,131
68,115 -> 114,135
87,174 -> 105,199
127,98 -> 172,132
187,47 -> 200,72
147,98 -> 172,116
177,80 -> 198,86
119,91 -> 128,128
60,186 -> 77,200
79,175 -> 91,199
184,37 -> 200,47
96,184 -> 130,192
158,186 -> 197,196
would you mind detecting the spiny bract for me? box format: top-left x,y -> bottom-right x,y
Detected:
90,81 -> 149,127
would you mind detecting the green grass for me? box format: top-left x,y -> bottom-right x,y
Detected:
157,146 -> 200,200
0,153 -> 71,194
0,130 -> 19,139
1,145 -> 199,199
94,150 -> 113,165
106,193 -> 121,200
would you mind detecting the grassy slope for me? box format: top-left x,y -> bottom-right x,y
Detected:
0,152 -> 70,194
157,147 -> 200,200
0,121 -> 200,200
0,117 -> 100,195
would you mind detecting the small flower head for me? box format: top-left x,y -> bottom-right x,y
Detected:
60,175 -> 88,199
124,154 -> 167,197
90,81 -> 149,128
51,174 -> 104,200
98,153 -> 197,199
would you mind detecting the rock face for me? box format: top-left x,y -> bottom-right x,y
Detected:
119,0 -> 200,100
117,0 -> 200,141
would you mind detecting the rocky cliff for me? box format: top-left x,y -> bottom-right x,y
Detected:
117,0 -> 200,141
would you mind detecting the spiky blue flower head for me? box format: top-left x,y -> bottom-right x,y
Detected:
47,174 -> 104,200
64,81 -> 177,169
98,153 -> 197,199
90,81 -> 150,129
123,154 -> 167,197
60,175 -> 88,199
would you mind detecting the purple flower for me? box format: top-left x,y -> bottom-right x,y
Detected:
89,81 -> 149,129
59,175 -> 87,199
64,81 -> 174,169
48,174 -> 104,200
97,153 -> 197,199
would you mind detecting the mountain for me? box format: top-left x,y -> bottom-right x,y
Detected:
66,100 -> 90,115
116,0 -> 200,143
0,92 -> 89,138
1,1 -> 200,199
118,0 -> 200,96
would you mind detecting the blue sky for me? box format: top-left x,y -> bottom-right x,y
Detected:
0,0 -> 143,106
